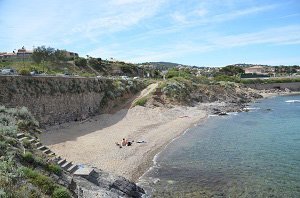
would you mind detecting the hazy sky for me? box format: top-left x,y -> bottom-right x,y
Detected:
0,0 -> 299,66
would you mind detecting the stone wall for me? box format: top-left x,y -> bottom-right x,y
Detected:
245,82 -> 300,91
0,76 -> 145,126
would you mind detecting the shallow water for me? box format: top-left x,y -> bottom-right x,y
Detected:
139,94 -> 300,198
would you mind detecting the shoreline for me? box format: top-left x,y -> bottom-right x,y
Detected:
41,104 -> 211,182
40,91 -> 298,183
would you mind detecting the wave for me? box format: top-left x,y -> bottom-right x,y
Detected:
285,100 -> 300,103
244,107 -> 261,110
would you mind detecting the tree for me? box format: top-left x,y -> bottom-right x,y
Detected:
53,49 -> 67,62
32,46 -> 55,64
219,65 -> 244,76
74,57 -> 87,67
88,57 -> 104,70
31,46 -> 55,72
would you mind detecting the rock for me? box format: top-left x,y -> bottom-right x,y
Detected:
218,112 -> 228,116
69,168 -> 145,198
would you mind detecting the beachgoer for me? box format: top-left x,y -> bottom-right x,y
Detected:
121,138 -> 127,147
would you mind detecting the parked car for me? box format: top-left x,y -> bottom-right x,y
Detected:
133,77 -> 139,80
120,76 -> 129,80
30,71 -> 37,75
1,68 -> 15,75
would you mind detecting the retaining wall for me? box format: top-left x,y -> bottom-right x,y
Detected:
0,76 -> 144,126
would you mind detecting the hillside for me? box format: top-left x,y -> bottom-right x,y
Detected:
142,62 -> 186,70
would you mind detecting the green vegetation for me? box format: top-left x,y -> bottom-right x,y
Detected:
134,97 -> 148,106
47,164 -> 62,175
165,68 -> 192,79
52,187 -> 72,198
217,65 -> 244,76
0,106 -> 72,197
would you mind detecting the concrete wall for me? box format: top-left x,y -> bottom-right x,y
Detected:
245,82 -> 300,91
0,76 -> 144,126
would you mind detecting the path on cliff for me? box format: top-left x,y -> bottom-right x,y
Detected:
108,82 -> 159,113
130,82 -> 158,107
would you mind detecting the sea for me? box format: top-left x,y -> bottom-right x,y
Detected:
138,94 -> 300,198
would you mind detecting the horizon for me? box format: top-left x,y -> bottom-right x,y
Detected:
0,0 -> 299,66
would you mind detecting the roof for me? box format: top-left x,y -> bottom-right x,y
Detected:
246,66 -> 265,69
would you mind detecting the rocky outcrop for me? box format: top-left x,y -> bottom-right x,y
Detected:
70,169 -> 145,198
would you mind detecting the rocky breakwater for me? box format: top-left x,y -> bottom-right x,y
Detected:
0,76 -> 145,126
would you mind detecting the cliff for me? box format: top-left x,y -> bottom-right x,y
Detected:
0,76 -> 145,126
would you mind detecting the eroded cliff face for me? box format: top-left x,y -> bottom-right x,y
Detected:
0,76 -> 145,126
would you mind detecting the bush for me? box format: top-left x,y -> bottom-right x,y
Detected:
134,97 -> 148,106
214,75 -> 240,82
18,69 -> 31,76
52,187 -> 71,198
21,167 -> 56,194
166,69 -> 191,79
47,164 -> 62,175
21,167 -> 39,178
22,152 -> 35,164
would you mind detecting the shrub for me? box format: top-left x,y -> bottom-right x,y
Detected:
52,187 -> 71,198
47,164 -> 62,175
214,75 -> 240,82
166,69 -> 191,79
134,97 -> 148,106
21,167 -> 56,194
22,152 -> 35,164
33,174 -> 56,194
18,69 -> 31,76
0,106 -> 5,113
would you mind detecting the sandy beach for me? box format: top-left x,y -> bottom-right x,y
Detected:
41,104 -> 214,181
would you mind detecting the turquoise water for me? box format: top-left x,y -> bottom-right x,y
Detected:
139,95 -> 300,198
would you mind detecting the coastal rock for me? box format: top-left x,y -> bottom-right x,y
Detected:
70,169 -> 145,198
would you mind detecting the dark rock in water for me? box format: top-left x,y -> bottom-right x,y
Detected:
218,112 -> 228,116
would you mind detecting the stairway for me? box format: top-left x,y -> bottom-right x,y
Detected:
17,132 -> 82,174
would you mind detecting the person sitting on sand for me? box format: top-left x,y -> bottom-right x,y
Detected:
121,138 -> 127,147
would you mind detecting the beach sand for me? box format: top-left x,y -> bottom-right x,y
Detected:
41,105 -> 211,181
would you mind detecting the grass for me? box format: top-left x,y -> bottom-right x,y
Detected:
134,97 -> 148,106
52,187 -> 72,198
21,167 -> 56,194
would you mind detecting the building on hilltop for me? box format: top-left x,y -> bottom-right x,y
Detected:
17,46 -> 33,58
0,52 -> 17,59
244,66 -> 266,74
64,51 -> 79,58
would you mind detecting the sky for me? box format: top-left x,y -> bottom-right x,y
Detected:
0,0 -> 299,66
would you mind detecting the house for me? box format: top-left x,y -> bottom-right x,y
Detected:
0,52 -> 17,60
64,51 -> 78,58
244,66 -> 266,74
17,47 -> 33,58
